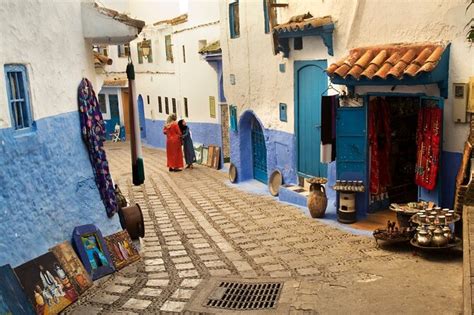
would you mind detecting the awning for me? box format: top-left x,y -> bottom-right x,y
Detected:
327,42 -> 451,98
103,77 -> 128,87
82,2 -> 145,44
273,14 -> 334,57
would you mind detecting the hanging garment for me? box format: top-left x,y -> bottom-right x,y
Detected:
163,122 -> 184,169
415,107 -> 442,190
78,78 -> 118,217
369,97 -> 391,195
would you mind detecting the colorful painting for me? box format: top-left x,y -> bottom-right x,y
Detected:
193,143 -> 203,164
49,241 -> 92,295
14,253 -> 78,315
72,224 -> 115,280
207,146 -> 214,167
104,230 -> 141,270
211,146 -> 221,169
0,265 -> 35,315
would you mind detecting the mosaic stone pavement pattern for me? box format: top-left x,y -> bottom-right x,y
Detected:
65,143 -> 463,314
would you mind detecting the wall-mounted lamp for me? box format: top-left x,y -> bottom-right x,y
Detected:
141,38 -> 151,59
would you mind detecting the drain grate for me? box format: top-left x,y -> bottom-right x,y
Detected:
206,281 -> 283,310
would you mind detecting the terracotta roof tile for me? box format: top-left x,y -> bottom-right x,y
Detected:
94,52 -> 112,67
153,14 -> 188,26
94,3 -> 145,32
274,14 -> 332,33
198,40 -> 221,54
327,43 -> 446,80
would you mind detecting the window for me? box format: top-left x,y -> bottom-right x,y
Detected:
229,0 -> 240,38
5,64 -> 33,130
117,43 -> 130,57
279,103 -> 287,122
98,94 -> 107,114
165,35 -> 174,63
182,45 -> 186,63
294,37 -> 303,50
229,105 -> 237,131
184,97 -> 188,118
172,98 -> 177,114
158,96 -> 162,113
165,97 -> 169,114
147,95 -> 150,104
209,96 -> 216,118
263,0 -> 278,34
142,40 -> 153,63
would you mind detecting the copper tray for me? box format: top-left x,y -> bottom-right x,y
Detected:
410,237 -> 462,250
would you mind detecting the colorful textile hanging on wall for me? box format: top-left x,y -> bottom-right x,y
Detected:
369,97 -> 391,195
415,107 -> 442,190
78,78 -> 117,217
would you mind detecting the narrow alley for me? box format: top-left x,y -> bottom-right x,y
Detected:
65,143 -> 462,314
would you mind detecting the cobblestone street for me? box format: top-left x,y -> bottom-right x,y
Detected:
66,143 -> 463,314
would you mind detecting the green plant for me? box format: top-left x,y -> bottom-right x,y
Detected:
466,0 -> 474,42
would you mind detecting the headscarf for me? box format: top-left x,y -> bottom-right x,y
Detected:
165,113 -> 177,128
178,119 -> 187,133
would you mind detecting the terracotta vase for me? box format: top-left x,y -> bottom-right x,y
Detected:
307,183 -> 328,218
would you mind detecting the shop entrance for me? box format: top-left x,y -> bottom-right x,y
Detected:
369,96 -> 419,211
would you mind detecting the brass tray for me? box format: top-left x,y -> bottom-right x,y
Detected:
410,237 -> 462,250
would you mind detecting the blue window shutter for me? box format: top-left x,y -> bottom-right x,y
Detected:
4,64 -> 33,131
229,105 -> 238,131
263,0 -> 270,33
229,1 -> 240,38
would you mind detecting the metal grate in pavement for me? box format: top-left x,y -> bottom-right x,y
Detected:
206,281 -> 283,310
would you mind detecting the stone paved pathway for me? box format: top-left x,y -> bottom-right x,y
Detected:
65,143 -> 463,314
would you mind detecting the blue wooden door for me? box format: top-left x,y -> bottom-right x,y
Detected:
295,60 -> 328,178
137,95 -> 146,139
418,96 -> 444,206
336,102 -> 369,214
251,119 -> 268,183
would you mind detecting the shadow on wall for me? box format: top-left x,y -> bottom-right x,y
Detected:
230,110 -> 297,186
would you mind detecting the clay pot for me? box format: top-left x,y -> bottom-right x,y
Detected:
118,203 -> 145,240
307,183 -> 328,218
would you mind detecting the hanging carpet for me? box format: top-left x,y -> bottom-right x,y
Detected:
78,78 -> 118,217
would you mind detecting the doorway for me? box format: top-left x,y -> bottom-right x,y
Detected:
121,89 -> 131,140
251,117 -> 267,183
294,60 -> 328,178
137,95 -> 146,139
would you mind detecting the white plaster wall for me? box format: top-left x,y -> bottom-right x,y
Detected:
104,0 -> 220,124
0,0 -> 97,129
219,0 -> 474,153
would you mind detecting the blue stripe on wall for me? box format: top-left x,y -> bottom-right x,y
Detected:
0,111 -> 120,267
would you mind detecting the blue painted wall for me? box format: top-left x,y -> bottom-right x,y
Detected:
144,118 -> 223,157
230,110 -> 297,185
441,150 -> 462,209
0,111 -> 120,267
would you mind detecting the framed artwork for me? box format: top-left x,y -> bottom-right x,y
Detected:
104,230 -> 141,270
207,146 -> 215,167
202,147 -> 209,166
212,146 -> 221,169
194,143 -> 203,164
49,241 -> 93,295
72,224 -> 115,281
0,264 -> 35,315
14,253 -> 78,315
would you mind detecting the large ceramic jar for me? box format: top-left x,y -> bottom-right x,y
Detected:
432,227 -> 448,247
307,183 -> 328,218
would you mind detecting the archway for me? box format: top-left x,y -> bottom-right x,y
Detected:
239,111 -> 268,183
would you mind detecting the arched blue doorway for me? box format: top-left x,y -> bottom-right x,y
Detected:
137,95 -> 146,139
239,111 -> 268,183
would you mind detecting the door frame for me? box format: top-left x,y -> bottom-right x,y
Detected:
137,94 -> 146,139
294,59 -> 328,178
364,92 -> 443,209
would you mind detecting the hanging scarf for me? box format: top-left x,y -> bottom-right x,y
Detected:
78,78 -> 118,217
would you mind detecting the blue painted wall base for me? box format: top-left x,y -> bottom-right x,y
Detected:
0,111 -> 120,267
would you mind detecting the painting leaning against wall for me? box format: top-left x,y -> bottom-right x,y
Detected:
49,241 -> 93,295
14,253 -> 78,315
0,264 -> 35,315
104,230 -> 140,270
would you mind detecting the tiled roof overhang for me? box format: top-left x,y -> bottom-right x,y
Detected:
273,15 -> 334,57
327,43 -> 451,98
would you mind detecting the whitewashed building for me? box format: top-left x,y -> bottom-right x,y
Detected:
219,0 -> 474,216
101,0 -> 228,160
0,0 -> 143,266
